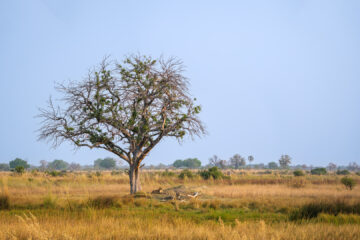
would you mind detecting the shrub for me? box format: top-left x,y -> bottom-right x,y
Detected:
337,169 -> 350,175
199,167 -> 224,180
311,168 -> 327,175
341,177 -> 356,190
357,172 -> 360,176
293,170 -> 305,177
14,166 -> 25,174
46,170 -> 66,177
161,170 -> 176,177
178,169 -> 194,179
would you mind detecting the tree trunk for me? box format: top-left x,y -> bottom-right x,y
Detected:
129,164 -> 141,194
134,168 -> 141,192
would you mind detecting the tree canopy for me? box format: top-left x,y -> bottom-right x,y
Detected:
94,157 -> 117,169
48,159 -> 69,170
9,158 -> 30,169
172,158 -> 201,168
278,155 -> 291,168
38,55 -> 205,193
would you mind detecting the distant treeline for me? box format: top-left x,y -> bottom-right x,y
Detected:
0,155 -> 359,172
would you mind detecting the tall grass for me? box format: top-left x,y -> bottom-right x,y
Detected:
2,210 -> 360,240
290,201 -> 360,220
0,170 -> 359,239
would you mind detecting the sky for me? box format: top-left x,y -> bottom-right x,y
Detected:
1,0 -> 360,167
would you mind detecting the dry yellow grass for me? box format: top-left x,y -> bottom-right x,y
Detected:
0,170 -> 359,239
1,212 -> 360,240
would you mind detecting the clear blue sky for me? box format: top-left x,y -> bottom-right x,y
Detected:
1,0 -> 360,167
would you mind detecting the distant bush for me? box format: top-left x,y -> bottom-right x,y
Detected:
161,170 -> 175,177
9,158 -> 29,169
311,168 -> 327,175
94,157 -> 117,169
267,162 -> 278,169
200,167 -> 224,180
337,169 -> 350,175
46,170 -> 66,177
0,163 -> 10,171
173,158 -> 201,168
357,172 -> 360,176
341,177 -> 356,190
14,166 -> 25,175
178,169 -> 194,179
47,159 -> 69,170
293,170 -> 305,177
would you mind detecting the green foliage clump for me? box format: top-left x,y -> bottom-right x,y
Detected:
267,162 -> 278,169
94,157 -> 117,169
178,169 -> 194,179
200,167 -> 224,180
341,177 -> 356,190
293,170 -> 305,177
14,166 -> 25,174
46,170 -> 66,177
48,159 -> 69,170
173,158 -> 201,168
336,169 -> 350,175
356,172 -> 360,176
161,170 -> 175,177
311,168 -> 327,175
9,158 -> 29,169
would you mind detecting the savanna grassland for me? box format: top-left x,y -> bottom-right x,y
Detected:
1,170 -> 360,240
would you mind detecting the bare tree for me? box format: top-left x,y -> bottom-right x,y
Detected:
38,55 -> 205,194
68,162 -> 81,171
278,155 -> 291,169
230,154 -> 246,169
209,155 -> 220,167
39,160 -> 48,171
347,162 -> 360,171
327,162 -> 337,172
209,155 -> 227,169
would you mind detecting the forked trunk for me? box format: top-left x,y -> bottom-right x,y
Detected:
129,164 -> 141,194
